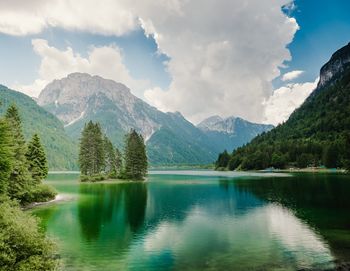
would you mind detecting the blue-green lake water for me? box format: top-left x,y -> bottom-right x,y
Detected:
31,171 -> 350,270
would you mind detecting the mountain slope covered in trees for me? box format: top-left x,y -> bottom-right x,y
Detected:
0,85 -> 77,170
216,42 -> 350,170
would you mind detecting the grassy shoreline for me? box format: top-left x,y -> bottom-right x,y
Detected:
263,167 -> 348,174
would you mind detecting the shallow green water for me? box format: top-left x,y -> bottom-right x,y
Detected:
32,171 -> 350,270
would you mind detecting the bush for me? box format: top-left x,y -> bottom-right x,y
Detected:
0,199 -> 58,271
30,184 -> 57,203
20,184 -> 57,205
80,174 -> 107,182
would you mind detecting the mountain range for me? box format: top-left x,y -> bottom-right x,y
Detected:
1,73 -> 273,169
198,115 -> 274,153
217,42 -> 350,170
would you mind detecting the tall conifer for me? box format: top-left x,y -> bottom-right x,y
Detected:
26,134 -> 48,183
79,121 -> 105,176
115,147 -> 123,175
103,135 -> 116,175
0,118 -> 13,194
5,104 -> 32,200
124,130 -> 148,180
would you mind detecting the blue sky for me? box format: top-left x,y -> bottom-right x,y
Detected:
0,28 -> 170,88
0,0 -> 349,124
274,0 -> 350,87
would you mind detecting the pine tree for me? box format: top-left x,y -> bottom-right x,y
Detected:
79,121 -> 105,176
103,135 -> 116,176
215,150 -> 230,169
5,104 -> 32,200
26,134 -> 48,183
115,147 -> 123,175
137,133 -> 148,178
124,130 -> 148,180
92,122 -> 105,174
0,118 -> 13,194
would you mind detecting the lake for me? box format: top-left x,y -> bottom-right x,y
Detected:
31,171 -> 350,270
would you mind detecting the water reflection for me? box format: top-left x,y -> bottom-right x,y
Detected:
233,173 -> 350,261
78,183 -> 148,240
31,172 -> 350,270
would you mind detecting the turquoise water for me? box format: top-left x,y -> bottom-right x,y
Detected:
31,171 -> 350,270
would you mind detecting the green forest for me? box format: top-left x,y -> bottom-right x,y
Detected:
79,121 -> 148,181
0,103 -> 57,270
0,85 -> 77,170
216,65 -> 350,171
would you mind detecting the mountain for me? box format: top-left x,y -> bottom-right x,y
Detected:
197,115 -> 273,153
38,73 -> 274,165
0,85 -> 77,170
38,73 -> 219,165
216,42 -> 350,170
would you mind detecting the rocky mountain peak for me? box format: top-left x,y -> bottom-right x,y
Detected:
197,115 -> 236,134
38,73 -> 137,125
318,42 -> 350,88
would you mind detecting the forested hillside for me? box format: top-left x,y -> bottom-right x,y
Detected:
216,42 -> 350,170
0,85 -> 77,170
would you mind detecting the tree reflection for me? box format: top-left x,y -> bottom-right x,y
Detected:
77,182 -> 147,242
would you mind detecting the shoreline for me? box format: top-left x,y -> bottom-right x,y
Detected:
24,194 -> 74,210
81,178 -> 146,184
266,168 -> 348,174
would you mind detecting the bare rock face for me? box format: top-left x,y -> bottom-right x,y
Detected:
197,115 -> 274,152
318,42 -> 350,88
38,73 -> 159,140
198,115 -> 273,135
38,73 -> 135,123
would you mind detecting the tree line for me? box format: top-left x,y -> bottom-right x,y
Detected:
216,69 -> 350,171
216,136 -> 350,171
79,121 -> 148,181
0,103 -> 57,270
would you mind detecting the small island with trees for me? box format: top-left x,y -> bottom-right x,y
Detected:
79,121 -> 148,182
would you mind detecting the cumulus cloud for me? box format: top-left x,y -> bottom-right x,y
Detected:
14,39 -> 148,97
0,0 -> 137,36
263,77 -> 319,125
137,0 -> 299,123
281,70 -> 304,81
2,0 -> 302,123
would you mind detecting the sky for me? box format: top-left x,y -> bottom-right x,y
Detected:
0,0 -> 349,125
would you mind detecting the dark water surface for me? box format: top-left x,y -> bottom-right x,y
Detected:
31,171 -> 350,270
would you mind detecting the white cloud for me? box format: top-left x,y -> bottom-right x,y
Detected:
2,0 -> 301,124
263,77 -> 319,125
281,70 -> 304,81
0,0 -> 137,36
13,39 -> 148,97
137,0 -> 299,123
138,204 -> 333,268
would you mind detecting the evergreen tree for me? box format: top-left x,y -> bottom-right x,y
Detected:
115,147 -> 123,175
345,134 -> 350,170
5,104 -> 32,200
216,150 -> 230,169
92,122 -> 105,173
0,118 -> 13,194
124,130 -> 148,180
137,133 -> 148,178
103,135 -> 117,176
79,121 -> 105,176
26,134 -> 48,183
